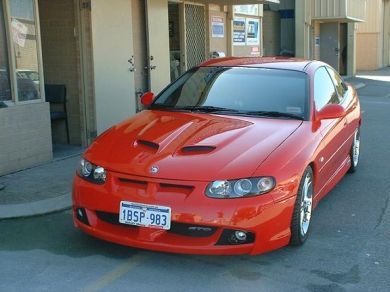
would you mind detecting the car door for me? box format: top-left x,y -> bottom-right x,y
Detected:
313,67 -> 347,197
325,67 -> 358,157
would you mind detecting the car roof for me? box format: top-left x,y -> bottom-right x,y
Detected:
200,57 -> 315,72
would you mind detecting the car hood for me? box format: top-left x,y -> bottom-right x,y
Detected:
85,110 -> 302,181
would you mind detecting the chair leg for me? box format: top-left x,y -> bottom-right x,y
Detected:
65,118 -> 70,144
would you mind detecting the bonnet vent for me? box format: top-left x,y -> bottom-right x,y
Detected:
181,146 -> 216,154
137,140 -> 159,150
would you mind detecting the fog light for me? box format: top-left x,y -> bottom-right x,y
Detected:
216,229 -> 255,245
235,230 -> 247,242
76,208 -> 89,225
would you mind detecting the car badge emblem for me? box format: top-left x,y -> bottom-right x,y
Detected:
150,166 -> 159,174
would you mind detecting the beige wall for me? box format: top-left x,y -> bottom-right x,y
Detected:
356,33 -> 381,70
208,5 -> 228,56
356,0 -> 384,70
313,21 -> 320,60
39,0 -> 82,145
385,0 -> 390,66
0,102 -> 52,175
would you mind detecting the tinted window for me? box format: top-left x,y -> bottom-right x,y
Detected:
326,67 -> 346,98
314,67 -> 339,110
154,67 -> 308,118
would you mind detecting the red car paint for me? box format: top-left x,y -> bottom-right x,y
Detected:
72,57 -> 361,255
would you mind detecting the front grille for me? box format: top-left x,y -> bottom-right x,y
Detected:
96,211 -> 216,237
168,222 -> 217,237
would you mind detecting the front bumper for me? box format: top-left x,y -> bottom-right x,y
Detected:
72,172 -> 296,255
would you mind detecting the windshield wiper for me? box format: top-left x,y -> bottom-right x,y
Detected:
242,111 -> 304,120
175,105 -> 240,113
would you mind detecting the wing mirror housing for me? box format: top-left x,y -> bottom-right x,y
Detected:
316,104 -> 346,120
141,92 -> 155,107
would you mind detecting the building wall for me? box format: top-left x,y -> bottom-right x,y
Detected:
313,21 -> 320,60
39,0 -> 82,145
0,102 -> 52,176
356,0 -> 383,70
385,0 -> 390,66
208,5 -> 228,56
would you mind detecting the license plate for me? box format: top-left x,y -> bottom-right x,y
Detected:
119,201 -> 171,230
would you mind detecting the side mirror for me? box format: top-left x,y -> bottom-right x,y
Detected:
140,92 -> 155,106
316,104 -> 346,120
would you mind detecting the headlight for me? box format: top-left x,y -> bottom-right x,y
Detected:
77,158 -> 107,184
206,177 -> 275,198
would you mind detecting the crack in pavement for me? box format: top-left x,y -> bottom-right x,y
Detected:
375,189 -> 390,229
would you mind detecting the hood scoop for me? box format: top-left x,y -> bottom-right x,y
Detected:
181,145 -> 216,154
136,139 -> 159,151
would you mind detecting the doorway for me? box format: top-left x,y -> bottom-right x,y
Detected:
320,22 -> 348,74
262,1 -> 295,57
38,0 -> 85,158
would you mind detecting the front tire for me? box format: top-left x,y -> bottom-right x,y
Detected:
348,127 -> 361,173
290,166 -> 314,246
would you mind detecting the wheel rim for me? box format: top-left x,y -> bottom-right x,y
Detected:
300,173 -> 313,237
352,129 -> 360,167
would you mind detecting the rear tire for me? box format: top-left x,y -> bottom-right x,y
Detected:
348,127 -> 361,173
290,166 -> 314,246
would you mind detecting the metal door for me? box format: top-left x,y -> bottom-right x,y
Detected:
145,0 -> 171,94
91,0 -> 136,134
320,23 -> 340,71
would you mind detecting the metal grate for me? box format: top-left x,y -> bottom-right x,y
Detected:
185,4 -> 206,69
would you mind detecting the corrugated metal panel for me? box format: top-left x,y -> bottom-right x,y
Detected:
312,0 -> 366,21
357,0 -> 382,33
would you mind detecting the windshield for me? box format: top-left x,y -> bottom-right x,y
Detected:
152,66 -> 309,120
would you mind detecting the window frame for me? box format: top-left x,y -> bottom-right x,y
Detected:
1,0 -> 45,105
313,66 -> 340,111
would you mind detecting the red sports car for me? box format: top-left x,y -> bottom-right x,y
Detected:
72,57 -> 361,255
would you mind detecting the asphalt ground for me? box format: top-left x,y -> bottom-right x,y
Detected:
0,77 -> 389,291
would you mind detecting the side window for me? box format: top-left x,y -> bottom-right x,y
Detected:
314,67 -> 339,110
326,67 -> 346,98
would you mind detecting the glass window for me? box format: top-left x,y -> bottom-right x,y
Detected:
0,0 -> 12,102
9,0 -> 40,101
153,67 -> 309,119
314,67 -> 339,110
326,67 -> 346,98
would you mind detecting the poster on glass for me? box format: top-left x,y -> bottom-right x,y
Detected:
233,17 -> 246,46
246,18 -> 260,46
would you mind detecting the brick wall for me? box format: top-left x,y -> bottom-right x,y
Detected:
0,103 -> 52,175
38,0 -> 82,145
